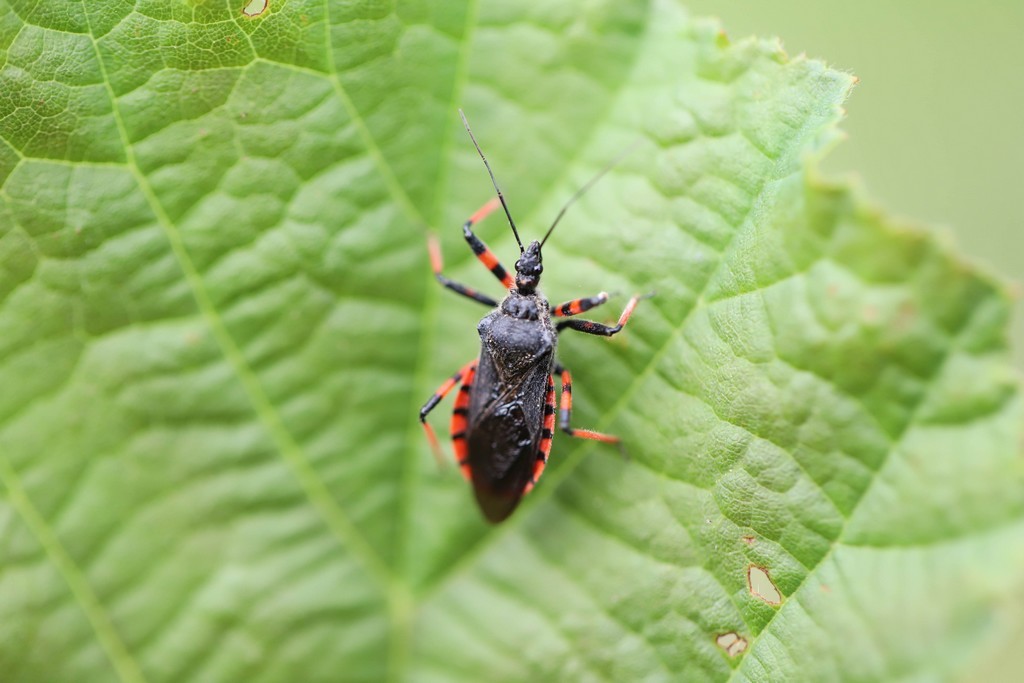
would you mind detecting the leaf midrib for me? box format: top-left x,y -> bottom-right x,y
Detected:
400,9 -> 656,544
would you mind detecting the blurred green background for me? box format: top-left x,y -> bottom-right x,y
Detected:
686,0 -> 1024,369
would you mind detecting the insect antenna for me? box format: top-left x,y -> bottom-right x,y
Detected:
540,142 -> 638,248
459,109 -> 524,253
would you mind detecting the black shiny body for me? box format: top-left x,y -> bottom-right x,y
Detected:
467,289 -> 555,521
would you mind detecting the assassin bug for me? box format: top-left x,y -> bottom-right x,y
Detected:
419,110 -> 649,523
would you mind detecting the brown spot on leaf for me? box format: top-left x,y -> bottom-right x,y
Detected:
747,565 -> 782,606
741,535 -> 755,546
242,0 -> 269,17
716,632 -> 748,657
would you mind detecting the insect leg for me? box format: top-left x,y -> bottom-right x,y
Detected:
556,292 -> 651,337
461,198 -> 516,289
551,291 -> 609,317
556,365 -> 626,454
523,374 -> 557,494
427,206 -> 499,307
449,363 -> 479,480
420,359 -> 478,467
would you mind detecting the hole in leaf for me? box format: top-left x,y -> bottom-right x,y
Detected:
747,565 -> 782,605
716,631 -> 748,657
242,0 -> 269,17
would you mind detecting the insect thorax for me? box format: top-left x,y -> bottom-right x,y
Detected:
477,291 -> 555,375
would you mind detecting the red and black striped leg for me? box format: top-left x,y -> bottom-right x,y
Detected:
556,292 -> 651,337
420,359 -> 478,467
462,197 -> 515,290
428,236 -> 498,307
551,291 -> 609,317
556,365 -> 626,456
427,199 -> 503,307
450,363 -> 479,480
524,374 -> 556,494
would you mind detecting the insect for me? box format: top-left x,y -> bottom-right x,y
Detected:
419,110 -> 649,523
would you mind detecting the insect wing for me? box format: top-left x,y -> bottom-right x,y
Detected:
466,355 -> 550,523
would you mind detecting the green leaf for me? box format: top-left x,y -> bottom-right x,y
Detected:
0,1 -> 1020,681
